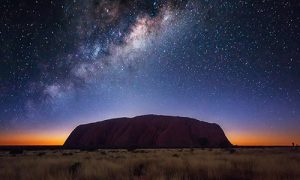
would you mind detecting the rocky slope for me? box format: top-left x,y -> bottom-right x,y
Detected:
64,115 -> 231,149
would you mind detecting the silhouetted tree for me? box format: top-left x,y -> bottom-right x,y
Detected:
9,149 -> 23,156
198,138 -> 208,147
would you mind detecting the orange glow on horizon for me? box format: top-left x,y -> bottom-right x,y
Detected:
227,131 -> 300,146
0,130 -> 299,146
0,131 -> 69,146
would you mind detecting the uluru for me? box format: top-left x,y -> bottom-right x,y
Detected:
64,115 -> 232,149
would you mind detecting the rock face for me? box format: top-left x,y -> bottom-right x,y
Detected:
64,115 -> 231,149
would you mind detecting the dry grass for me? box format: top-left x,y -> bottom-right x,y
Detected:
0,148 -> 299,180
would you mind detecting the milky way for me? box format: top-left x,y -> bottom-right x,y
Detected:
1,0 -> 300,144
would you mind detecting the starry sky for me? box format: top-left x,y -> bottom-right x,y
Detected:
0,0 -> 299,145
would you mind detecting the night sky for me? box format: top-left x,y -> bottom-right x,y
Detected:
1,0 -> 299,145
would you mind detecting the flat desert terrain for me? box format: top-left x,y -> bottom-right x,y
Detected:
0,148 -> 299,180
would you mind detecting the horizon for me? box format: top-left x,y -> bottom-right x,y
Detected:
0,114 -> 299,147
1,0 -> 299,147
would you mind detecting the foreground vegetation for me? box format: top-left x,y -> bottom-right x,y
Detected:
0,148 -> 299,180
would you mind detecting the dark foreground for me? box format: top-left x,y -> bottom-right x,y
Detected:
0,147 -> 299,180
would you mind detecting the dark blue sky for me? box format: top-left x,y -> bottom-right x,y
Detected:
0,0 -> 299,145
